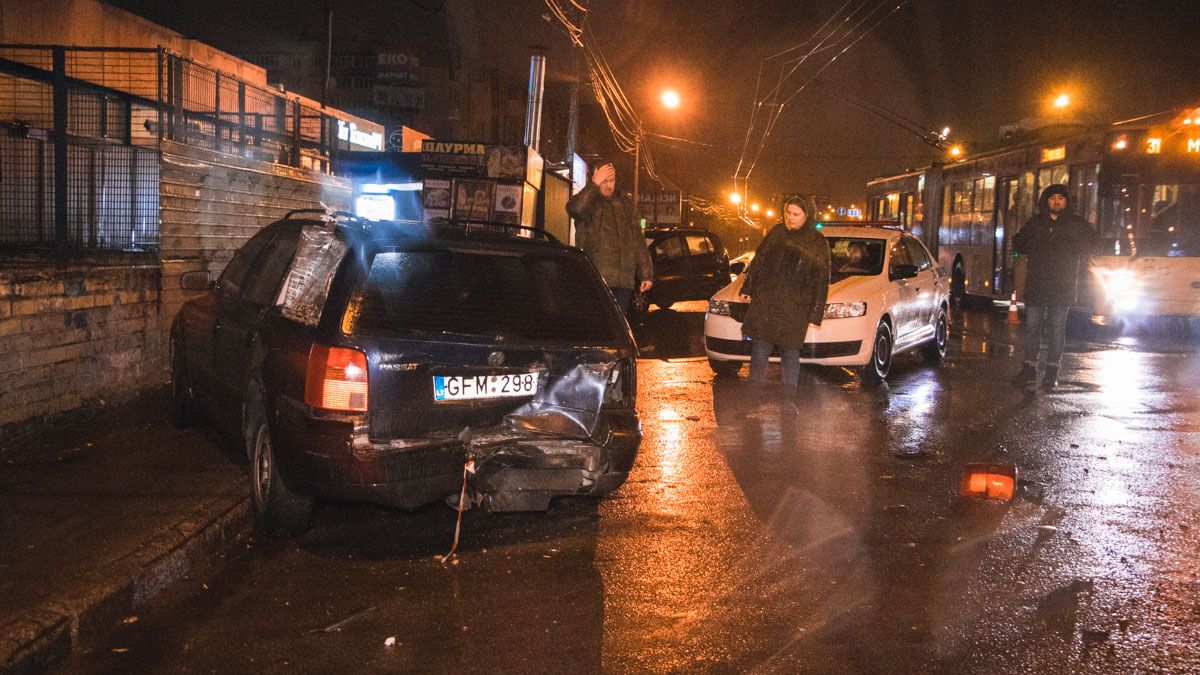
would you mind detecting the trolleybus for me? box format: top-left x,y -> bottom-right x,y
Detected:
867,106 -> 1200,319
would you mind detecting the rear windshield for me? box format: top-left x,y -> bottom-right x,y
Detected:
828,237 -> 886,279
343,249 -> 626,343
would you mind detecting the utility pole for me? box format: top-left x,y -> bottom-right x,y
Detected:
321,2 -> 333,108
633,124 -> 641,209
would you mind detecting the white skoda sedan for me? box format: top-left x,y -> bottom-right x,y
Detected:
704,224 -> 950,382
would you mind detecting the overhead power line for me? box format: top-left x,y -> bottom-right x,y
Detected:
734,1 -> 910,198
544,0 -> 676,190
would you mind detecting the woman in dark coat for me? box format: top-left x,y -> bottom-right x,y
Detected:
738,194 -> 831,389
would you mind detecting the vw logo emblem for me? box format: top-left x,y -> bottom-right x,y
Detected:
488,351 -> 506,366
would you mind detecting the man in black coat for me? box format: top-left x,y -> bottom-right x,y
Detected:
1011,183 -> 1095,390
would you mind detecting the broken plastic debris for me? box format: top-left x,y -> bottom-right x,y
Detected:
121,616 -> 138,625
384,637 -> 396,647
960,462 -> 1017,500
312,606 -> 377,634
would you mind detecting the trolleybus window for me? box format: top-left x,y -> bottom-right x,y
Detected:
1110,183 -> 1200,256
1069,164 -> 1100,224
1037,164 -> 1069,196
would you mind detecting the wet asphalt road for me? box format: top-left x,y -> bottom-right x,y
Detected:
66,303 -> 1200,673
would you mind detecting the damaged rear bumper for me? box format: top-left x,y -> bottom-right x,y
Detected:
276,402 -> 640,511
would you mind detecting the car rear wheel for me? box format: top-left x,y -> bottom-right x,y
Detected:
861,320 -> 893,384
245,386 -> 313,537
170,332 -> 199,428
708,358 -> 742,376
922,307 -> 949,363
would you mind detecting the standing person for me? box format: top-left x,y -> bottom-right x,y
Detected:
737,195 -> 831,391
1011,183 -> 1095,390
566,161 -> 653,317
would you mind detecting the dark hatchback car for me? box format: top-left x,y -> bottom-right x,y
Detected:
642,227 -> 730,310
172,211 -> 642,535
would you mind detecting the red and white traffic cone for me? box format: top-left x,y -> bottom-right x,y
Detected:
1006,292 -> 1020,324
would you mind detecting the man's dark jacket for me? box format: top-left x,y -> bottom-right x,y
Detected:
566,183 -> 653,289
1012,185 -> 1095,307
741,196 -> 831,348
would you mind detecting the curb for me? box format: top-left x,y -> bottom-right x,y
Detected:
0,494 -> 251,674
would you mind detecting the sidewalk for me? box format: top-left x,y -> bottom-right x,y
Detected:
0,388 -> 251,673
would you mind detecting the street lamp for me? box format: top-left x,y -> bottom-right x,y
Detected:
729,192 -> 742,205
1054,93 -> 1070,109
634,88 -> 684,207
750,203 -> 760,213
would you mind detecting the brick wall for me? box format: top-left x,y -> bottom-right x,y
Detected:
0,264 -> 162,427
0,142 -> 350,430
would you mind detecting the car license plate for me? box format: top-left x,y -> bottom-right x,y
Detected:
433,373 -> 539,401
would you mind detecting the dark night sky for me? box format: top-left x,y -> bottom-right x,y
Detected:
108,0 -> 1200,204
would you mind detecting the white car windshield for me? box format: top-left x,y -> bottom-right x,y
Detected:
828,237 -> 886,279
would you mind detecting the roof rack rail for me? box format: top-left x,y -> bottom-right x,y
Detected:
283,207 -> 361,221
439,219 -> 561,244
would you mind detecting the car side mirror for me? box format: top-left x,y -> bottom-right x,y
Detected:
730,261 -> 746,275
891,263 -> 919,280
180,270 -> 213,290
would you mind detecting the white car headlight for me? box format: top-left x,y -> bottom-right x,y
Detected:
823,302 -> 867,319
707,298 -> 731,316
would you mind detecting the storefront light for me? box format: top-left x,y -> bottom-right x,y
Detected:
354,194 -> 396,221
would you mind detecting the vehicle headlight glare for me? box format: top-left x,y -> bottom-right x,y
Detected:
823,301 -> 867,319
1094,268 -> 1141,314
707,298 -> 731,316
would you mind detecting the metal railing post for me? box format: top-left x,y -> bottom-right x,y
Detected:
52,46 -> 69,260
156,47 -> 164,148
213,70 -> 221,152
291,99 -> 301,167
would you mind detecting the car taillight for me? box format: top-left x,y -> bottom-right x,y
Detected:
305,344 -> 369,412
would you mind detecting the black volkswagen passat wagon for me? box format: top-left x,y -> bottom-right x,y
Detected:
172,211 -> 641,536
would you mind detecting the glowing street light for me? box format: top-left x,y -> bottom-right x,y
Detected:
1054,93 -> 1070,109
949,144 -> 964,158
750,203 -> 760,213
729,192 -> 742,205
765,209 -> 775,218
941,126 -> 951,138
661,89 -> 681,110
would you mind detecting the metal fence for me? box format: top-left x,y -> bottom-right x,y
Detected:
0,44 -> 345,256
